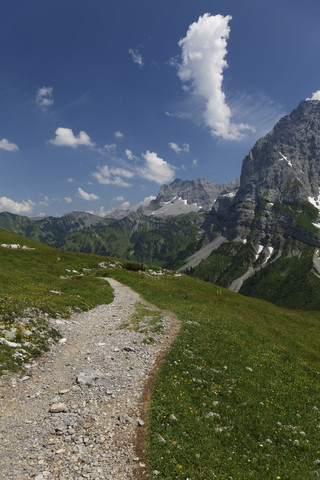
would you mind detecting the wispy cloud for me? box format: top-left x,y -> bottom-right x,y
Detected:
0,196 -> 35,214
228,91 -> 285,141
78,187 -> 99,201
176,13 -> 252,141
93,165 -> 133,187
36,86 -> 54,108
64,196 -> 72,203
0,138 -> 19,152
114,196 -> 125,203
139,150 -> 175,184
104,143 -> 117,153
169,142 -> 190,154
114,131 -> 124,138
129,48 -> 144,68
49,127 -> 95,148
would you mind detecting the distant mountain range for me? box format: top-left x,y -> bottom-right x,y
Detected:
1,99 -> 320,309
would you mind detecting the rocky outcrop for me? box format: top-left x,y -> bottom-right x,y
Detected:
208,100 -> 320,246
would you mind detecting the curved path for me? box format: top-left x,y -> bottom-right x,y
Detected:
0,278 -> 179,480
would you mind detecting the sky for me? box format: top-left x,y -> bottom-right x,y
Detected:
1,0 -> 320,218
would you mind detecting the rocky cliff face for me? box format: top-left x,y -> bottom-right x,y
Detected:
209,100 -> 320,246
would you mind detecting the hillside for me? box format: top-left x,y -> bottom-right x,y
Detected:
1,228 -> 320,479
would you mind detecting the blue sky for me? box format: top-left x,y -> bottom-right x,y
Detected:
1,0 -> 320,217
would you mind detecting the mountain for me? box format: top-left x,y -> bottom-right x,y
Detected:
138,177 -> 239,217
182,100 -> 320,309
0,209 -> 209,270
0,211 -> 106,244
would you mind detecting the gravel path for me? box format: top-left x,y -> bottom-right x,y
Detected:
0,278 -> 179,480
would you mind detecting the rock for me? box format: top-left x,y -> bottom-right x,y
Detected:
118,412 -> 132,423
137,418 -> 144,426
49,403 -> 67,413
123,346 -> 135,352
76,371 -> 113,390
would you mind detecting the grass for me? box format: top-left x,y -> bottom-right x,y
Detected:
0,228 -> 113,374
119,301 -> 164,336
2,227 -> 320,478
105,268 -> 320,480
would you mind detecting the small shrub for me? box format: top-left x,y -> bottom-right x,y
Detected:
123,261 -> 145,272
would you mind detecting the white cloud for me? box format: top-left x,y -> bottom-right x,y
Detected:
38,195 -> 50,207
110,167 -> 134,178
49,127 -> 95,148
0,138 -> 19,152
67,177 -> 75,183
114,196 -> 125,202
129,48 -> 144,68
93,165 -> 133,187
176,13 -> 251,140
169,142 -> 190,154
104,143 -> 117,152
97,206 -> 108,217
114,131 -> 124,138
111,177 -> 133,187
64,196 -> 72,203
0,196 -> 35,214
125,149 -> 134,160
120,201 -> 130,210
78,187 -> 99,201
165,111 -> 190,119
192,158 -> 199,167
133,195 -> 157,210
307,90 -> 320,101
140,150 -> 175,184
36,86 -> 54,107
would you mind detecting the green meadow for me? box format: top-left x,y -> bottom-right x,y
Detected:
1,228 -> 320,479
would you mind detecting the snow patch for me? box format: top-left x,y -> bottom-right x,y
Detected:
312,222 -> 320,229
221,191 -> 236,198
278,151 -> 292,167
255,244 -> 264,260
265,246 -> 274,263
308,189 -> 320,212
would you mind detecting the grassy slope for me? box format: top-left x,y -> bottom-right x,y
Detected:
0,228 -> 113,373
1,229 -> 320,478
106,269 -> 320,480
61,213 -> 205,269
240,245 -> 320,310
188,240 -> 320,311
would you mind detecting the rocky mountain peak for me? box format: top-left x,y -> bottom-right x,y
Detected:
237,99 -> 320,205
154,177 -> 239,211
207,99 -> 320,244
